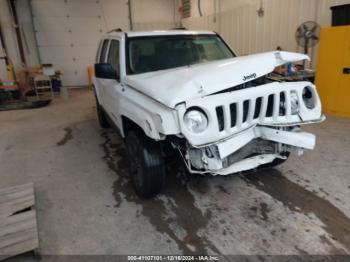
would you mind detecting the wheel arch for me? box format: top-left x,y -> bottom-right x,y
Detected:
121,114 -> 161,141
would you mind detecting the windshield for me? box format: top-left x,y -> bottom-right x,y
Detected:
127,34 -> 235,75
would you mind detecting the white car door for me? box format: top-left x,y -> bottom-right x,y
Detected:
95,39 -> 110,107
104,38 -> 123,125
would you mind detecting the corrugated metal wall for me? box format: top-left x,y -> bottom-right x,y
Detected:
182,0 -> 350,68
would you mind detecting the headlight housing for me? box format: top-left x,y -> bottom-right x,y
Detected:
183,109 -> 208,133
302,86 -> 316,109
290,91 -> 299,115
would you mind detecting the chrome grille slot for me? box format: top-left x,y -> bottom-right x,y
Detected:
254,97 -> 262,119
266,94 -> 274,117
243,100 -> 250,123
230,103 -> 237,128
279,92 -> 286,116
216,106 -> 225,131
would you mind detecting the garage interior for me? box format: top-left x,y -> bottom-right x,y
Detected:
1,0 -> 350,260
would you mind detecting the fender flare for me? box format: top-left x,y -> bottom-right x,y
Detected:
120,111 -> 161,140
92,78 -> 101,102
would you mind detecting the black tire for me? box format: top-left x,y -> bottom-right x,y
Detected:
125,129 -> 165,198
95,97 -> 110,129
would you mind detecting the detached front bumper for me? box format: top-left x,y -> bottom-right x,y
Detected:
182,118 -> 324,175
217,125 -> 317,159
212,124 -> 319,175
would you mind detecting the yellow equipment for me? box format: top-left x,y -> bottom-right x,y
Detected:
87,64 -> 94,89
315,25 -> 350,118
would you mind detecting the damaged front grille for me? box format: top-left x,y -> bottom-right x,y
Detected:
214,90 -> 292,132
213,75 -> 290,131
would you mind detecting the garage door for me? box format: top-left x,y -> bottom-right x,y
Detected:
32,0 -> 129,86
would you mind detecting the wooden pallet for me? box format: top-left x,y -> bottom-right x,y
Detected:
0,183 -> 40,261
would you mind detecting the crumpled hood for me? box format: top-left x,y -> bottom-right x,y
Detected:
125,51 -> 309,108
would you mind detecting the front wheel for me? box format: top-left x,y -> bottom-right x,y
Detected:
125,129 -> 166,198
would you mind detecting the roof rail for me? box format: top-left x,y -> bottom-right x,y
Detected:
171,27 -> 187,30
108,28 -> 123,33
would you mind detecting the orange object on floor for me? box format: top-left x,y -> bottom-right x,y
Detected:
87,65 -> 94,89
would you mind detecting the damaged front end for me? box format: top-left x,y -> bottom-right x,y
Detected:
171,53 -> 325,175
174,125 -> 317,175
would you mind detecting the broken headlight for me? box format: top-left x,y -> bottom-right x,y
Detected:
183,108 -> 208,133
290,91 -> 299,115
302,86 -> 316,109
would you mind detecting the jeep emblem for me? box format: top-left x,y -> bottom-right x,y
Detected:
243,73 -> 257,82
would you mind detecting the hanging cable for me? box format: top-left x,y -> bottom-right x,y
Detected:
198,0 -> 203,17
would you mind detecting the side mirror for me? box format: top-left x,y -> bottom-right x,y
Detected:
95,63 -> 118,80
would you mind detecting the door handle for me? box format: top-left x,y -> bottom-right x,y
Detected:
343,68 -> 350,74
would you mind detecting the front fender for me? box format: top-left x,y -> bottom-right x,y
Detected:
118,86 -> 180,140
93,77 -> 101,102
120,106 -> 161,139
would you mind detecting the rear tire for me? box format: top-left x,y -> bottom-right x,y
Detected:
95,97 -> 110,129
125,129 -> 165,198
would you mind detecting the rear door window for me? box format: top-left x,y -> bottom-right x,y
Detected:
107,40 -> 120,79
95,41 -> 102,62
99,39 -> 110,63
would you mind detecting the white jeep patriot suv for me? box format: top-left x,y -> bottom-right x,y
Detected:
94,30 -> 324,198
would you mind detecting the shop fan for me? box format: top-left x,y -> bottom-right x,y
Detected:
295,21 -> 321,55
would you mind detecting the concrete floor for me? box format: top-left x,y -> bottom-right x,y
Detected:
1,89 -> 350,256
